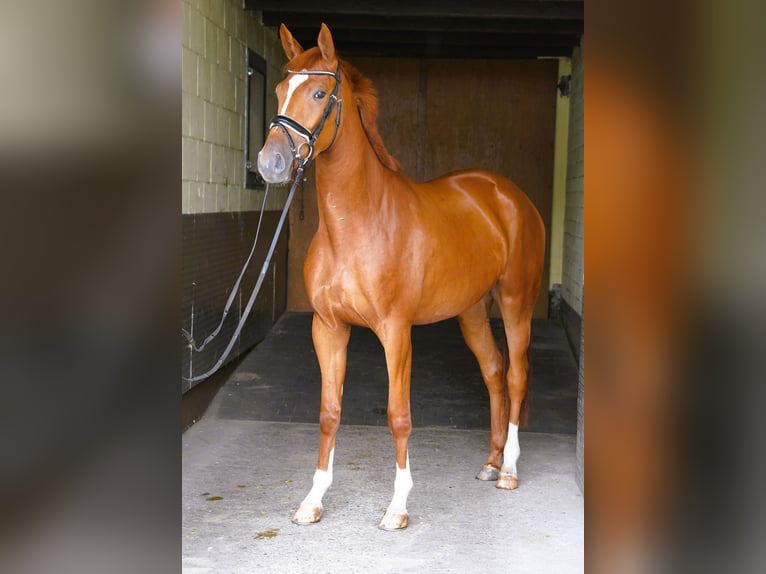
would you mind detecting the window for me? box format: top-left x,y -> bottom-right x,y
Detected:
244,49 -> 267,189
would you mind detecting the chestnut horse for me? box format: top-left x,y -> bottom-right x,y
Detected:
258,24 -> 545,531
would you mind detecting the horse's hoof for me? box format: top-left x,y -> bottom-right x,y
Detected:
496,471 -> 519,490
476,464 -> 500,481
378,512 -> 409,531
292,503 -> 323,525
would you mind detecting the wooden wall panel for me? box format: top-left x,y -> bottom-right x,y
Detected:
424,59 -> 556,317
350,58 -> 422,179
287,58 -> 557,318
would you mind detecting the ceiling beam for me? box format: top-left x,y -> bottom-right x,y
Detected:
247,1 -> 583,59
321,43 -> 574,59
287,29 -> 580,49
247,1 -> 584,21
260,12 -> 584,36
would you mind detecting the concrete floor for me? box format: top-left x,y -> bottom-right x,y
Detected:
182,313 -> 583,573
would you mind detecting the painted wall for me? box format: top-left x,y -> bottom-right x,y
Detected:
549,58 -> 572,289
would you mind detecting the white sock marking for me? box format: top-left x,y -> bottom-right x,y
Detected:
502,422 -> 520,475
280,73 -> 308,115
302,447 -> 334,508
387,453 -> 413,515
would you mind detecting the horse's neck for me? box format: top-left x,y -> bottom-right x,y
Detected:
313,110 -> 389,234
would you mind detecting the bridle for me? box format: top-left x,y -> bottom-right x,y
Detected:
268,64 -> 342,168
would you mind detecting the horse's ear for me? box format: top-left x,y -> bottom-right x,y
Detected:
280,24 -> 303,61
317,23 -> 336,62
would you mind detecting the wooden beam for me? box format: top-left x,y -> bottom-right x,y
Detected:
322,42 -> 573,60
250,1 -> 583,59
247,0 -> 584,21
288,29 -> 580,50
260,12 -> 584,36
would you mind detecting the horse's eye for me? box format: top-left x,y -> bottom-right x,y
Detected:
313,90 -> 326,100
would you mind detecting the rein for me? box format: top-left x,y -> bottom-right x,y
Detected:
269,65 -> 342,164
183,166 -> 306,383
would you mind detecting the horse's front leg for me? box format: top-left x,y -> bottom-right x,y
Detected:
377,323 -> 414,531
292,314 -> 350,525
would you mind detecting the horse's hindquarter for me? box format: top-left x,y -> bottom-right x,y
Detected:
410,170 -> 534,321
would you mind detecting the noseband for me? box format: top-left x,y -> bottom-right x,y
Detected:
269,65 -> 342,167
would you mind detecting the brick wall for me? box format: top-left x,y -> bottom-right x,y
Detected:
576,302 -> 585,493
181,0 -> 287,214
562,40 -> 584,317
567,39 -> 585,494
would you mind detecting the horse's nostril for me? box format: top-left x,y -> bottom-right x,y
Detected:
274,152 -> 285,172
257,145 -> 291,183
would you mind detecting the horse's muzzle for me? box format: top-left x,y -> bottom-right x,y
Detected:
257,137 -> 294,184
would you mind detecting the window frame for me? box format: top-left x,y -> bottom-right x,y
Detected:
244,49 -> 267,190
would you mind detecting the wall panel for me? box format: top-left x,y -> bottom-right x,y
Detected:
181,212 -> 287,392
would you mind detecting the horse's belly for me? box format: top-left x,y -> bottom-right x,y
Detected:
412,245 -> 504,324
305,229 -> 504,327
412,273 -> 497,324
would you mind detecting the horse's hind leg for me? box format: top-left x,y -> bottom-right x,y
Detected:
293,314 -> 351,524
457,296 -> 509,480
494,293 -> 535,490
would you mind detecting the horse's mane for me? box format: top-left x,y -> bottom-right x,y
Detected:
284,50 -> 401,172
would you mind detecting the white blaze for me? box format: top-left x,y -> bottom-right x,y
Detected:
280,73 -> 309,114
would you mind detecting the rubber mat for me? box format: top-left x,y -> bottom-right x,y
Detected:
216,312 -> 578,433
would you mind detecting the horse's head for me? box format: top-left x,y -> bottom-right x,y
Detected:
258,24 -> 343,184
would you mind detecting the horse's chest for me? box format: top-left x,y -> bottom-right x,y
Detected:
307,258 -> 373,307
305,243 -> 408,323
